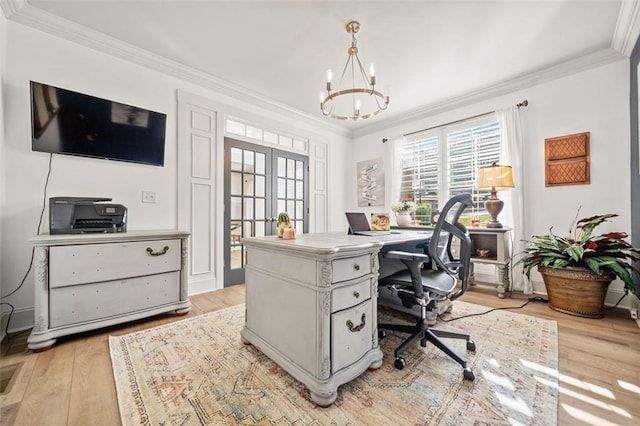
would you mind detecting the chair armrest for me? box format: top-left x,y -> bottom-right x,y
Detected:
384,251 -> 430,263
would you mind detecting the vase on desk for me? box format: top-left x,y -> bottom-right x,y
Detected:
395,212 -> 412,226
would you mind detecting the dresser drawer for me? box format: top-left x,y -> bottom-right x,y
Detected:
49,239 -> 181,288
49,271 -> 181,328
332,279 -> 371,313
332,254 -> 371,283
331,299 -> 373,373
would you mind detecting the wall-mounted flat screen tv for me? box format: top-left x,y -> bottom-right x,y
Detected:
30,81 -> 167,166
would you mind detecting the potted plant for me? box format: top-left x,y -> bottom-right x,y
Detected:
415,203 -> 433,226
516,212 -> 640,318
391,201 -> 416,226
276,212 -> 292,238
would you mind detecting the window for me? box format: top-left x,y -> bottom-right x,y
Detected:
399,118 -> 501,225
225,117 -> 309,153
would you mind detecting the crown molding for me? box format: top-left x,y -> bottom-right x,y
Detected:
0,0 -> 27,18
5,1 -> 351,138
5,1 -> 632,141
612,0 -> 640,56
352,48 -> 626,139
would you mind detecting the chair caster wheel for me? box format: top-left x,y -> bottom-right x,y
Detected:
463,368 -> 475,381
420,338 -> 427,347
378,329 -> 387,339
394,357 -> 406,370
466,340 -> 476,351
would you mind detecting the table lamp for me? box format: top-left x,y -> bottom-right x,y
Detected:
477,162 -> 515,228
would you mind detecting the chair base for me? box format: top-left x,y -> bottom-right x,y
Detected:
378,317 -> 476,381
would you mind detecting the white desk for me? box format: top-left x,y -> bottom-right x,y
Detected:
240,231 -> 430,406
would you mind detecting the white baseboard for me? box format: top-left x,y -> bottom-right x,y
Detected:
1,307 -> 34,338
188,277 -> 219,296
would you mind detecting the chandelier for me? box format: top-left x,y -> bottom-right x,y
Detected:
320,20 -> 389,121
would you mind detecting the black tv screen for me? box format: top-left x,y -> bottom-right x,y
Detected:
30,81 -> 166,166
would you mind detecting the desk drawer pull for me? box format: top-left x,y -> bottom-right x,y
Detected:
353,291 -> 360,298
353,264 -> 360,271
146,246 -> 169,256
346,313 -> 366,332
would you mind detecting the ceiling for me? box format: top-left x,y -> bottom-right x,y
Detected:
4,1 -> 637,136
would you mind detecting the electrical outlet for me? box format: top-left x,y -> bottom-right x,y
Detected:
142,191 -> 156,203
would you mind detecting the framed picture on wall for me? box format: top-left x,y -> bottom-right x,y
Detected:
357,157 -> 385,206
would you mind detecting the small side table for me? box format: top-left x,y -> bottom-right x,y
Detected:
468,227 -> 511,298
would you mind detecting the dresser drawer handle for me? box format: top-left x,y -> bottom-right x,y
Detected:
146,246 -> 169,256
353,264 -> 360,271
353,291 -> 360,298
346,313 -> 366,332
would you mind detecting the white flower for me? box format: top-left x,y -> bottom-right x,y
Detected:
391,201 -> 416,213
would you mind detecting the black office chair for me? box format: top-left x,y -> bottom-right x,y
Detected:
377,194 -> 476,381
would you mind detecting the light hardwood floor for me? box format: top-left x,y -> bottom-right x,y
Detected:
1,284 -> 638,425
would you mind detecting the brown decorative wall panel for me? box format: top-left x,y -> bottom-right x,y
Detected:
545,132 -> 590,186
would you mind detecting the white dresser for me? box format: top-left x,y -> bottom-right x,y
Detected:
27,230 -> 191,351
240,233 -> 399,406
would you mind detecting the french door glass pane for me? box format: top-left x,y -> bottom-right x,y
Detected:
231,172 -> 242,196
287,179 -> 295,198
255,221 -> 265,237
255,198 -> 265,220
278,157 -> 286,177
230,196 -> 242,220
296,180 -> 303,199
255,152 -> 266,174
230,148 -> 242,171
243,174 -> 254,196
243,198 -> 254,219
243,151 -> 254,173
255,176 -> 265,197
296,160 -> 303,179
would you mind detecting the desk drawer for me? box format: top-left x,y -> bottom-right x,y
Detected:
331,299 -> 373,373
49,271 -> 180,327
50,239 -> 181,288
332,279 -> 371,313
332,254 -> 371,283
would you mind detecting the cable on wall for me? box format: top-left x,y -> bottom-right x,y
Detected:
1,153 -> 53,340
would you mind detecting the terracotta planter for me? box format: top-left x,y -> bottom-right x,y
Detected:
538,266 -> 614,318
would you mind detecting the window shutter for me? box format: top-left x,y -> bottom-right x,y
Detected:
400,119 -> 501,221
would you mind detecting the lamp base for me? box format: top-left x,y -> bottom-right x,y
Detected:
485,196 -> 504,229
485,220 -> 504,229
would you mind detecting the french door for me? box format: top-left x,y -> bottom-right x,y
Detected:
223,138 -> 308,286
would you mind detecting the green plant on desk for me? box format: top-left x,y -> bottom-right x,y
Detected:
415,204 -> 432,226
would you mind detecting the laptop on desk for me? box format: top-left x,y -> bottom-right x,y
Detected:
345,212 -> 391,236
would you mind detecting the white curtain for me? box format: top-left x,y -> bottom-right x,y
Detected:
496,107 -> 530,293
388,137 -> 406,226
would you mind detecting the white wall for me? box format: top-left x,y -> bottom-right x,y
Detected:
350,59 -> 632,305
0,12 -> 7,337
1,20 -> 349,332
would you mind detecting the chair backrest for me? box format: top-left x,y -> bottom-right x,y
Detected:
428,194 -> 473,301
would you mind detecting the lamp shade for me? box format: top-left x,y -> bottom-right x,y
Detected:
477,163 -> 515,190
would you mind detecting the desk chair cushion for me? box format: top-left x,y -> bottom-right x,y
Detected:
380,269 -> 457,297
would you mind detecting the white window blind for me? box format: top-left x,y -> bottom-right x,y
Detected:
400,118 -> 501,223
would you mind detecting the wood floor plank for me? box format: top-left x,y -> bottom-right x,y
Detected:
12,341 -> 76,425
67,334 -> 120,426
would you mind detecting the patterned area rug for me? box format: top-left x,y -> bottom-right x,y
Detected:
109,302 -> 558,425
